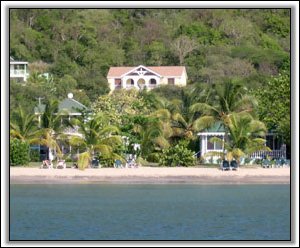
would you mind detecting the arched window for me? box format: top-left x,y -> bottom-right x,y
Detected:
137,78 -> 146,89
150,78 -> 157,85
126,78 -> 134,88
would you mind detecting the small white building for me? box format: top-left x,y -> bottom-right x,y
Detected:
197,122 -> 226,163
10,56 -> 29,82
197,122 -> 287,163
107,65 -> 187,92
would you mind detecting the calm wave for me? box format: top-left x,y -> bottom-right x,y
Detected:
10,184 -> 290,240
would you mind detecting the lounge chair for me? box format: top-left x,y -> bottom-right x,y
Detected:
126,158 -> 139,168
221,160 -> 230,171
280,159 -> 290,167
91,159 -> 100,168
230,160 -> 238,170
72,163 -> 78,169
275,159 -> 281,168
40,160 -> 53,169
56,160 -> 66,169
262,159 -> 271,168
114,159 -> 123,168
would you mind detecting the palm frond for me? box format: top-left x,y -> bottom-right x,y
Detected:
190,103 -> 219,115
69,136 -> 86,147
172,113 -> 187,128
78,151 -> 91,170
192,116 -> 215,131
153,136 -> 170,149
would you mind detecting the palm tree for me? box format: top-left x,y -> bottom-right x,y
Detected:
69,113 -> 123,170
39,99 -> 73,160
10,106 -> 39,143
127,110 -> 172,160
190,80 -> 258,129
30,128 -> 63,160
10,105 -> 64,161
206,112 -> 270,165
160,88 -> 212,142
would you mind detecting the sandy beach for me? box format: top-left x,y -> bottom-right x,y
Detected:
10,166 -> 290,184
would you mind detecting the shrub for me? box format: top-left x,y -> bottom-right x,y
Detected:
159,142 -> 196,167
254,158 -> 262,165
244,157 -> 251,165
146,153 -> 160,163
10,138 -> 30,166
29,149 -> 40,162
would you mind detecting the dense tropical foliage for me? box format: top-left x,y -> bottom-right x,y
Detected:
9,9 -> 291,167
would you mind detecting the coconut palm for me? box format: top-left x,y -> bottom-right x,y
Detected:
128,110 -> 172,159
69,113 -> 123,170
10,106 -> 39,143
10,104 -> 65,161
39,99 -> 74,160
30,128 -> 63,159
190,80 -> 258,130
164,89 -> 213,142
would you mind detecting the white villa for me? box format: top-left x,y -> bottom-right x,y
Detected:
107,65 -> 187,92
10,56 -> 29,82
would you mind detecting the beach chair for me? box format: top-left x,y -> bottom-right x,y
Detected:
126,158 -> 138,168
262,159 -> 271,168
221,160 -> 230,171
114,159 -> 123,168
56,160 -> 66,169
72,163 -> 78,169
40,160 -> 53,169
286,159 -> 290,167
275,159 -> 281,168
91,159 -> 100,168
230,160 -> 238,170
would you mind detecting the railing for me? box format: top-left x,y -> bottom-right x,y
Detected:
10,69 -> 27,76
250,149 -> 286,159
63,127 -> 82,137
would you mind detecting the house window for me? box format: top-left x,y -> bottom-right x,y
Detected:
126,78 -> 134,86
114,79 -> 122,89
266,134 -> 281,150
150,78 -> 157,85
207,135 -> 223,150
168,78 -> 175,85
207,138 -> 214,150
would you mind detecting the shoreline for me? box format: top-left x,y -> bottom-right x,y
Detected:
10,167 -> 290,185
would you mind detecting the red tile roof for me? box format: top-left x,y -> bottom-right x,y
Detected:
107,66 -> 186,77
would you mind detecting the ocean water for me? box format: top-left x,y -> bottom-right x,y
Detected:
10,184 -> 290,241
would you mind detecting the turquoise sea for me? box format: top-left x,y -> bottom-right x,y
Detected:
10,184 -> 290,240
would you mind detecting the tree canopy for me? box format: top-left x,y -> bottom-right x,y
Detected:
10,9 -> 290,98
